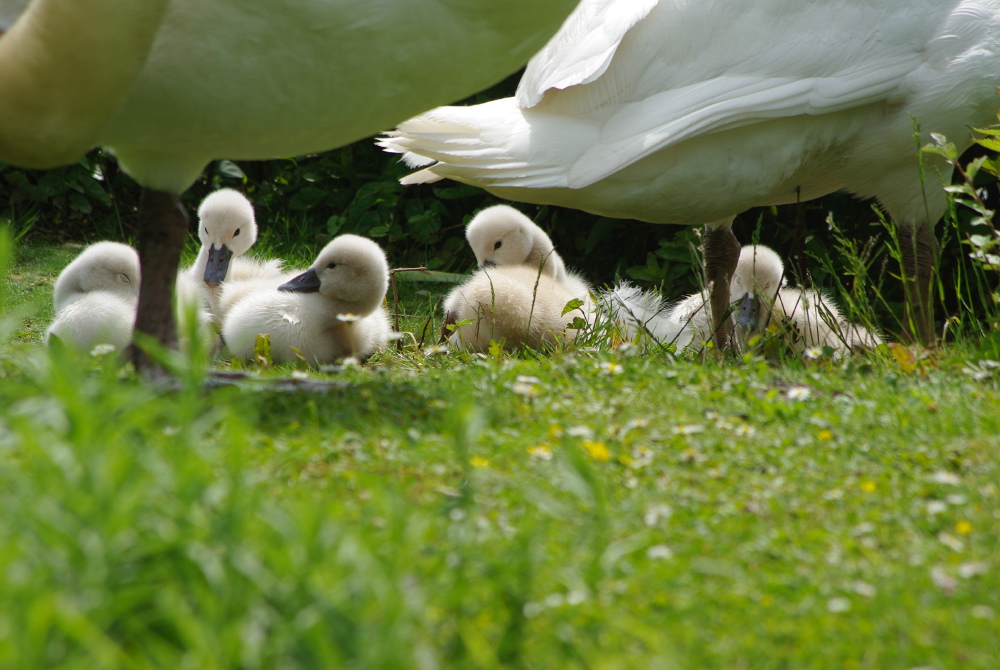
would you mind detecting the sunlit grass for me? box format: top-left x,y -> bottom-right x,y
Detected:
2,234 -> 1000,668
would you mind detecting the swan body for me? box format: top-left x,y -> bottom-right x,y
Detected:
222,235 -> 391,364
385,0 -> 999,223
184,188 -> 288,320
443,265 -> 589,352
0,0 -> 579,366
382,0 -> 1000,344
0,0 -> 581,190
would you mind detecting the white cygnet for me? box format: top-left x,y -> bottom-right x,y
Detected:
466,204 -> 570,282
605,245 -> 882,355
46,242 -> 140,350
51,241 -> 139,312
464,203 -> 593,308
443,264 -> 590,352
184,188 -> 287,318
47,240 -> 215,352
222,234 -> 391,364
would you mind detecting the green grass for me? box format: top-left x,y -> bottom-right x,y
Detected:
2,239 -> 1000,669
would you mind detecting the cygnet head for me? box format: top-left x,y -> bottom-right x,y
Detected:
465,204 -> 558,276
278,234 -> 389,316
731,245 -> 786,329
53,241 -> 140,310
197,188 -> 257,287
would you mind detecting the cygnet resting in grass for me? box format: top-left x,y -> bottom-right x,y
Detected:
47,241 -> 215,352
726,246 -> 883,354
222,234 -> 392,364
466,204 -> 595,296
46,242 -> 141,350
184,188 -> 287,318
607,245 -> 882,355
442,264 -> 590,352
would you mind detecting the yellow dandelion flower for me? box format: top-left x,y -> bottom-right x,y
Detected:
860,480 -> 877,493
956,521 -> 973,535
583,440 -> 612,461
470,456 -> 489,469
817,429 -> 834,441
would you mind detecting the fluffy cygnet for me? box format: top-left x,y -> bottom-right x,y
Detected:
443,264 -> 590,352
465,204 -> 570,282
726,246 -> 883,354
606,245 -> 882,355
47,241 -> 214,352
51,241 -> 139,312
222,234 -> 391,364
184,188 -> 287,317
46,242 -> 140,350
465,202 -> 594,306
46,294 -> 137,352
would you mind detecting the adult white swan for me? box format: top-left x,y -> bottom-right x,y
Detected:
0,0 -> 579,370
381,0 -> 1000,346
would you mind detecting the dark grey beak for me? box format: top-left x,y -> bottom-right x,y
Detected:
203,244 -> 233,287
279,268 -> 321,293
736,292 -> 758,330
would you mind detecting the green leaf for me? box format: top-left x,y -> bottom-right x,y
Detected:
561,298 -> 585,316
289,186 -> 328,210
974,137 -> 1000,152
253,333 -> 273,368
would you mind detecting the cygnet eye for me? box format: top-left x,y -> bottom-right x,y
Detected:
118,273 -> 130,284
327,262 -> 337,269
493,240 -> 502,250
233,228 -> 241,237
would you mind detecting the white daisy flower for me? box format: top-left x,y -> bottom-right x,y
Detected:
787,386 -> 812,401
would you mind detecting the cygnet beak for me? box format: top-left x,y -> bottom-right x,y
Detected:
735,292 -> 758,330
204,244 -> 233,287
279,268 -> 321,293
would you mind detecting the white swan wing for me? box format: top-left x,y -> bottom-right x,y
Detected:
516,0 -> 657,108
387,0 -> 975,191
533,0 -> 951,188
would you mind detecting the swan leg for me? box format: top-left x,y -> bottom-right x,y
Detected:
129,189 -> 188,371
899,223 -> 938,346
703,219 -> 740,350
